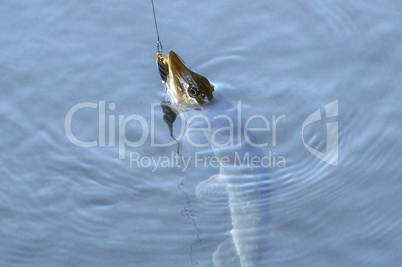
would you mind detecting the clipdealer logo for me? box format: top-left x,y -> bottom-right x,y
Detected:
302,100 -> 339,166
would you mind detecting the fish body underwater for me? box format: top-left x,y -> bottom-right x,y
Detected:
156,50 -> 271,267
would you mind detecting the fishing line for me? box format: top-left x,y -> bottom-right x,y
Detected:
160,102 -> 201,265
152,3 -> 201,265
151,0 -> 163,53
152,0 -> 169,86
178,171 -> 202,267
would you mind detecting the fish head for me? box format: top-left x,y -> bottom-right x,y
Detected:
156,50 -> 215,106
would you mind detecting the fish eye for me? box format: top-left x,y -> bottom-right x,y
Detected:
188,87 -> 199,97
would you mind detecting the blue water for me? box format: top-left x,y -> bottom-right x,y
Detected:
1,1 -> 401,266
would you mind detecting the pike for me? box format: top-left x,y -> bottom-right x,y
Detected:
151,1 -> 271,266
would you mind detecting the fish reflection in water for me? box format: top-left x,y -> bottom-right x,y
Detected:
157,50 -> 271,266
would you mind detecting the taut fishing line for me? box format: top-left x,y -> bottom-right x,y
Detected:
151,0 -> 163,53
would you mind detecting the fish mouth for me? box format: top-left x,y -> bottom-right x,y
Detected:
161,50 -> 215,106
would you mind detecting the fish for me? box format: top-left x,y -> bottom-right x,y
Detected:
156,50 -> 215,105
156,50 -> 271,267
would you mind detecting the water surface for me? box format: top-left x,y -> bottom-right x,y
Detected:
0,1 -> 401,266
